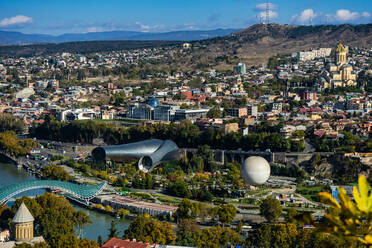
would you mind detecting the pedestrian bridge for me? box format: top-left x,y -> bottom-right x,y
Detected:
0,180 -> 106,205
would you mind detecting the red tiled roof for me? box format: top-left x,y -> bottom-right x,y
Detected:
102,238 -> 151,248
314,131 -> 326,137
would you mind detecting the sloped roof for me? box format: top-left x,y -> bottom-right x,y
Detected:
102,238 -> 151,248
13,202 -> 34,223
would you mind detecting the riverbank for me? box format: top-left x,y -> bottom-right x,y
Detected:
0,162 -> 131,241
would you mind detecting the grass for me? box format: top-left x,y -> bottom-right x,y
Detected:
151,193 -> 180,204
128,192 -> 154,201
296,185 -> 328,202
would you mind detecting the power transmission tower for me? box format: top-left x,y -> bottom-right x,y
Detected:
265,0 -> 270,24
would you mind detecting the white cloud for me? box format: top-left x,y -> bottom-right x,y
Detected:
362,12 -> 371,18
255,3 -> 278,11
86,27 -> 103,33
335,9 -> 361,21
259,10 -> 279,20
292,9 -> 317,24
0,15 -> 33,27
135,22 -> 150,32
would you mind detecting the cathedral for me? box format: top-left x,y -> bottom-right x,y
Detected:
321,43 -> 357,89
0,202 -> 44,248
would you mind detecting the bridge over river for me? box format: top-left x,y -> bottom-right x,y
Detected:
0,180 -> 106,205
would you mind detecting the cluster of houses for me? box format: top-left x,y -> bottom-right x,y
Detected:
0,43 -> 371,142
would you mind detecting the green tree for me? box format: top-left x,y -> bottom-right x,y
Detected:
108,220 -> 119,239
207,107 -> 222,118
166,180 -> 191,198
176,199 -> 200,219
176,219 -> 200,247
246,223 -> 298,248
259,197 -> 282,223
97,235 -> 103,247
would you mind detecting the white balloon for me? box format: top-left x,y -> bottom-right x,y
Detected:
241,156 -> 271,185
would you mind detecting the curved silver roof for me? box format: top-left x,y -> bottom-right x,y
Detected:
92,139 -> 180,173
13,202 -> 34,223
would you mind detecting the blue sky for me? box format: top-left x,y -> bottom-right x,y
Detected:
0,0 -> 371,35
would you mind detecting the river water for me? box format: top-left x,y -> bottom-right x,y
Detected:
0,163 -> 131,241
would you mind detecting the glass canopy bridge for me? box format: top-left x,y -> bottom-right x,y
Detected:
0,180 -> 106,205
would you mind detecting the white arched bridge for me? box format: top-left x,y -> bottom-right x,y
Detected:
0,180 -> 106,205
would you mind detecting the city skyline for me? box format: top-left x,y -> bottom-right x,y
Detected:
0,0 -> 371,35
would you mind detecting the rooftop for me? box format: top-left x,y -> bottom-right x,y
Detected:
102,238 -> 151,248
13,202 -> 34,223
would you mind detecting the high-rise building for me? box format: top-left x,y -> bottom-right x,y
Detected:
225,108 -> 248,118
234,63 -> 246,75
247,105 -> 258,117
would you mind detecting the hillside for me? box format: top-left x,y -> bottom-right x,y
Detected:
1,24 -> 372,67
0,40 -> 182,57
185,24 -> 372,68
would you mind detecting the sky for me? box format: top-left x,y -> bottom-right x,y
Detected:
0,0 -> 371,35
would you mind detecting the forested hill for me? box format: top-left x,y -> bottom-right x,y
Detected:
0,28 -> 239,45
0,40 -> 182,57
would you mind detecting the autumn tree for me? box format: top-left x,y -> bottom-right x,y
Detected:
10,193 -> 93,248
197,226 -> 240,248
42,164 -> 71,181
0,113 -> 26,134
123,216 -> 176,245
212,204 -> 237,225
117,209 -> 130,218
318,175 -> 372,245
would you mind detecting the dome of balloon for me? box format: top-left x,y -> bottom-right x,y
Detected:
241,156 -> 270,185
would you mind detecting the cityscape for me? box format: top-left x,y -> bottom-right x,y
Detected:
0,0 -> 372,248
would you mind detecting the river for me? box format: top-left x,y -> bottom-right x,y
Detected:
0,162 -> 131,241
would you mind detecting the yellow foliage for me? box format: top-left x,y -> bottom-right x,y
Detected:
105,205 -> 112,212
319,175 -> 372,245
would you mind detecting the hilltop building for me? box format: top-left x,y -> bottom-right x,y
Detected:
321,43 -> 357,89
295,48 -> 332,61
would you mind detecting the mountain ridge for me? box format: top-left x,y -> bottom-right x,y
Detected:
1,24 -> 372,63
0,28 -> 240,44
